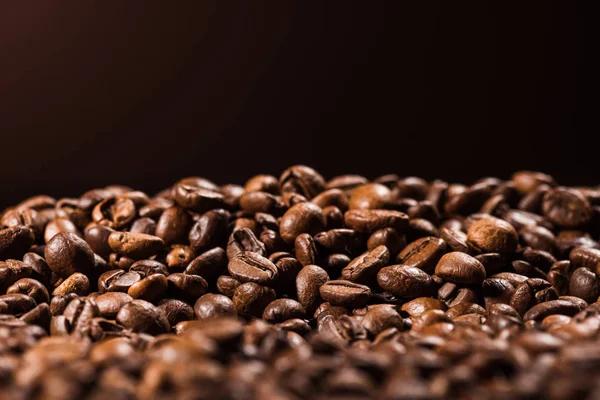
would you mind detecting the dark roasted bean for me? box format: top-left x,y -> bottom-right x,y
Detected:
396,236 -> 446,273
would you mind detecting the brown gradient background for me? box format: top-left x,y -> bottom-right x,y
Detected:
0,2 -> 594,208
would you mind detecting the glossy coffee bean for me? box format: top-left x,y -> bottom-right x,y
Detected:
344,209 -> 409,233
228,252 -> 279,286
194,293 -> 237,319
396,237 -> 446,273
296,265 -> 329,315
155,207 -> 193,245
108,232 -> 164,259
262,299 -> 306,323
45,232 -> 95,278
348,183 -> 392,210
279,202 -> 325,244
341,246 -> 389,284
377,265 -> 436,298
319,280 -> 371,308
435,252 -> 486,285
232,283 -> 276,317
467,217 -> 518,254
542,188 -> 592,228
0,226 -> 36,260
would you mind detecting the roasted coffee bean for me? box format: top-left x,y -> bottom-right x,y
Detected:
185,247 -> 228,280
44,217 -> 82,244
157,299 -> 195,326
344,209 -> 409,233
83,223 -> 115,259
0,293 -> 36,315
509,278 -> 558,316
542,188 -> 593,228
167,273 -> 208,301
467,217 -> 518,254
279,165 -> 326,199
327,174 -> 368,192
319,280 -> 371,308
45,232 -> 95,278
7,278 -> 49,304
569,267 -> 600,304
0,226 -> 36,260
295,234 -> 318,266
279,202 -> 325,244
98,270 -> 136,293
367,228 -> 406,258
348,183 -> 392,210
173,184 -> 226,213
227,228 -> 266,259
570,247 -> 600,271
342,245 -> 389,284
239,192 -> 286,216
94,292 -> 132,319
232,283 -> 276,317
260,229 -> 286,254
401,297 -> 446,317
108,232 -> 164,259
435,252 -> 486,285
155,207 -> 193,245
92,196 -> 136,229
129,217 -> 157,235
523,299 -> 584,321
322,206 -> 345,229
296,265 -> 329,315
228,252 -> 279,285
188,209 -> 229,252
244,174 -> 280,194
262,299 -> 306,323
0,259 -> 33,292
116,299 -> 169,334
377,265 -> 436,298
165,245 -> 196,271
108,253 -> 135,270
130,259 -> 169,276
53,273 -> 90,296
446,288 -> 478,308
194,293 -> 237,319
396,236 -> 446,273
512,171 -> 556,194
313,229 -> 363,255
49,293 -> 79,315
216,275 -> 241,297
311,189 -> 349,211
128,273 -> 169,303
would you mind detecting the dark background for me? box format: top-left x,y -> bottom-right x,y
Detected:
0,2 -> 594,208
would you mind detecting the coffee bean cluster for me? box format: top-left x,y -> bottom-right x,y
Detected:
1,167 -> 600,399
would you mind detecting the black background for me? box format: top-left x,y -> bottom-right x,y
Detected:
0,2 -> 595,208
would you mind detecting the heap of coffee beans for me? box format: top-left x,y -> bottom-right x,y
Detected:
1,166 -> 600,399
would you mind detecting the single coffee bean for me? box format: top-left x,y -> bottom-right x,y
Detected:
348,183 -> 392,210
279,165 -> 326,199
313,229 -> 363,255
542,188 -> 593,228
116,299 -> 170,334
228,252 -> 279,286
129,217 -> 157,235
127,273 -> 168,303
396,237 -> 446,274
6,278 -> 49,304
185,247 -> 228,280
512,171 -> 556,194
568,267 -> 600,304
319,280 -> 371,308
523,299 -> 583,321
0,226 -> 36,260
296,265 -> 329,315
165,245 -> 196,271
295,234 -> 318,266
45,232 -> 95,278
172,184 -> 226,213
44,218 -> 82,244
157,298 -> 195,326
155,207 -> 193,245
435,252 -> 486,285
83,223 -> 115,259
108,253 -> 135,270
0,293 -> 36,315
446,288 -> 479,308
279,202 -> 325,244
103,270 -> 141,293
188,210 -> 229,252
227,228 -> 266,260
94,292 -> 132,319
232,283 -> 276,317
344,209 -> 409,233
167,273 -> 208,301
108,232 -> 164,259
322,206 -> 345,229
342,246 -> 390,284
367,228 -> 406,258
194,293 -> 237,319
92,196 -> 136,229
49,293 -> 79,315
0,259 -> 33,292
244,174 -> 280,194
401,297 -> 446,317
52,272 -> 90,296
216,275 -> 241,297
377,265 -> 436,298
130,259 -> 169,276
311,189 -> 349,211
467,217 -> 518,254
570,247 -> 600,271
262,299 -> 306,323
239,192 -> 286,216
